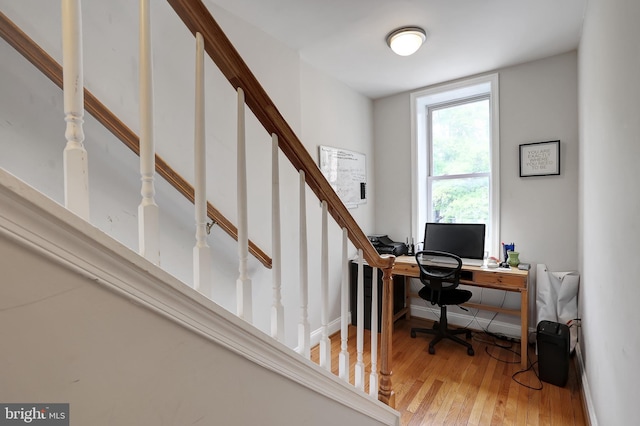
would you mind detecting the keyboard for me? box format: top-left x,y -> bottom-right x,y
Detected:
462,258 -> 484,267
423,256 -> 483,267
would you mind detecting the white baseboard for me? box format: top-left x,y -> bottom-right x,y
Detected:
306,316 -> 344,350
575,343 -> 598,426
410,303 -> 524,340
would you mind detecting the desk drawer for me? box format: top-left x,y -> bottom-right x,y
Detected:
467,270 -> 527,290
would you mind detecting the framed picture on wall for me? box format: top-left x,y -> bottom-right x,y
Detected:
519,140 -> 560,177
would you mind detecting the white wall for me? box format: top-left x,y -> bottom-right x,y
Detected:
499,53 -> 579,273
372,94 -> 412,242
0,0 -> 376,348
578,0 -> 640,424
299,61 -> 376,325
373,52 -> 579,335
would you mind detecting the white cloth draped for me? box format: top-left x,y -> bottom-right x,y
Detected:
536,264 -> 580,352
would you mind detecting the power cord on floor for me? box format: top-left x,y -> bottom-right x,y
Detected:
475,330 -> 543,390
476,333 -> 520,363
511,343 -> 543,390
472,288 -> 509,337
509,319 -> 581,390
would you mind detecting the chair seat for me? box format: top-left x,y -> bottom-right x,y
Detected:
418,286 -> 472,306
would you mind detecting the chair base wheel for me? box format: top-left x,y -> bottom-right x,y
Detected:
428,346 -> 435,355
467,347 -> 475,356
411,330 -> 416,338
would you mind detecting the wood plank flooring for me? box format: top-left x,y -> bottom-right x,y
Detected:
311,317 -> 586,425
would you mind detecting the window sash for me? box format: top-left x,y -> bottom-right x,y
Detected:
426,175 -> 490,224
427,94 -> 491,178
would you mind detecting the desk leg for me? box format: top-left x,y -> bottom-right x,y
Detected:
520,288 -> 528,369
404,276 -> 411,320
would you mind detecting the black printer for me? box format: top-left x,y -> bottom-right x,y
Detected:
368,235 -> 408,256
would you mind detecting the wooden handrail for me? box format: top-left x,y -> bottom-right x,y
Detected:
167,0 -> 393,272
0,10 -> 271,269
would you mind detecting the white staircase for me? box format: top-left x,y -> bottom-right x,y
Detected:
0,1 -> 401,423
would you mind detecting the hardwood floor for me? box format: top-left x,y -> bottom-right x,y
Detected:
311,317 -> 586,425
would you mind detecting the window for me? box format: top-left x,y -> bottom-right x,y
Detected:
411,74 -> 500,254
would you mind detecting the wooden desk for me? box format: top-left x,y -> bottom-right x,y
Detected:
392,255 -> 530,368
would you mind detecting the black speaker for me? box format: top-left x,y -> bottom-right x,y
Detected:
537,320 -> 570,387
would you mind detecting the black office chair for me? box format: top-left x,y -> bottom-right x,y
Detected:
410,250 -> 474,356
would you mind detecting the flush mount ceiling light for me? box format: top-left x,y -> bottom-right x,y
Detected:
386,26 -> 426,56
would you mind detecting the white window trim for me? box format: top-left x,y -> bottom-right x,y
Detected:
410,73 -> 500,255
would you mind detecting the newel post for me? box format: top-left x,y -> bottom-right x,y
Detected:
378,266 -> 396,407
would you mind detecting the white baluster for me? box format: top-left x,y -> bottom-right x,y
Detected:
338,228 -> 350,381
297,170 -> 310,358
138,0 -> 160,264
271,134 -> 284,341
355,249 -> 365,390
61,0 -> 89,220
369,266 -> 379,396
236,87 -> 252,322
193,32 -> 211,296
319,200 -> 331,370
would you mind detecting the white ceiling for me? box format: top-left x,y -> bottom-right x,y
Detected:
206,0 -> 586,99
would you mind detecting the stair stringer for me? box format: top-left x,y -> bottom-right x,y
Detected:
0,168 -> 400,426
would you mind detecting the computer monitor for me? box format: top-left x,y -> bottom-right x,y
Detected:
423,223 -> 486,259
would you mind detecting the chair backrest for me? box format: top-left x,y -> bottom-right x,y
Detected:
414,250 -> 463,295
